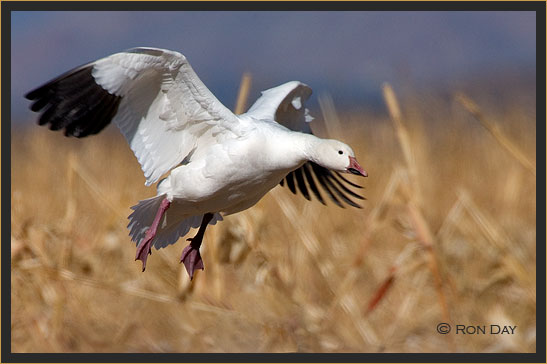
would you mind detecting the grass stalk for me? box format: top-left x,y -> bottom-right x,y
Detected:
455,92 -> 536,176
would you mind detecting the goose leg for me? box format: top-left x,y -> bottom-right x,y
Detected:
135,198 -> 171,271
181,213 -> 214,280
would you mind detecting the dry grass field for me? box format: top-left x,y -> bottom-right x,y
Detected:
11,80 -> 536,353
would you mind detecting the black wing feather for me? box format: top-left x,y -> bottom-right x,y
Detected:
293,168 -> 310,200
25,64 -> 122,138
302,163 -> 325,205
334,172 -> 363,189
320,172 -> 362,208
329,172 -> 366,201
285,170 -> 297,194
309,163 -> 344,208
280,162 -> 364,208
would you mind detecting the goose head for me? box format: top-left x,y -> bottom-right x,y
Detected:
314,139 -> 368,177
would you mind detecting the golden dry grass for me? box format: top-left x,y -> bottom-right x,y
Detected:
11,81 -> 536,353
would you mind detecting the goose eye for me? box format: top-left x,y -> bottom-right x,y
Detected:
338,150 -> 343,155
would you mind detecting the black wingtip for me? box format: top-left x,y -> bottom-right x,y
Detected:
26,64 -> 121,138
25,86 -> 47,101
280,162 -> 366,208
334,172 -> 363,189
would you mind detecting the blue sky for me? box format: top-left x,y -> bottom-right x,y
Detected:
12,11 -> 536,122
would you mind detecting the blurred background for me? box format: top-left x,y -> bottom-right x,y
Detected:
11,11 -> 536,122
11,11 -> 536,353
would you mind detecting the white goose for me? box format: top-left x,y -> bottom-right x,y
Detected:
26,47 -> 368,279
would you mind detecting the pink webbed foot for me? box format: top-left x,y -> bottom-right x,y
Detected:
135,198 -> 171,271
180,240 -> 204,280
135,231 -> 154,272
179,213 -> 214,280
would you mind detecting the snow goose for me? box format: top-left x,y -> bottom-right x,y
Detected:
25,47 -> 368,279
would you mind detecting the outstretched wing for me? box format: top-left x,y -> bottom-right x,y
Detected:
244,81 -> 314,132
26,47 -> 242,186
244,81 -> 365,208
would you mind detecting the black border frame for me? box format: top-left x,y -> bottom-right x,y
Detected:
2,1 -> 545,363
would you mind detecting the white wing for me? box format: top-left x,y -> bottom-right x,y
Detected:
26,47 -> 242,185
243,80 -> 314,133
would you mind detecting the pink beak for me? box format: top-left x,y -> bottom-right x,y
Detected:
347,156 -> 368,177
